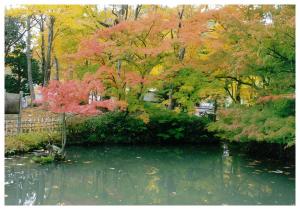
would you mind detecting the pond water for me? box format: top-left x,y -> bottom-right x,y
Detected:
5,144 -> 295,205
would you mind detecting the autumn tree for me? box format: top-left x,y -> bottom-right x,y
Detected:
74,12 -> 178,102
149,5 -> 217,110
36,78 -> 126,153
206,5 -> 295,146
202,5 -> 295,104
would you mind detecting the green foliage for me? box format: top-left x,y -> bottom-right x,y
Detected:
5,47 -> 42,94
68,111 -> 147,144
32,155 -> 55,164
5,16 -> 25,55
271,98 -> 295,117
250,6 -> 295,96
5,132 -> 61,155
156,68 -> 223,113
67,105 -> 213,144
75,63 -> 100,79
5,16 -> 43,94
145,104 -> 212,142
208,99 -> 295,146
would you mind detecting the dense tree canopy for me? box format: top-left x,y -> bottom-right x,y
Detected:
5,4 -> 295,146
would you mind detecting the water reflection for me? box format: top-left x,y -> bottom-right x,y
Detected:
5,145 -> 295,205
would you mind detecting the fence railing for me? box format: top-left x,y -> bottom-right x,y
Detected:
5,114 -> 62,136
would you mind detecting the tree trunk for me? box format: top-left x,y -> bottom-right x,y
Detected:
177,6 -> 186,62
123,5 -> 128,21
138,80 -> 144,101
224,80 -> 236,103
117,59 -> 121,77
235,82 -> 241,104
40,15 -> 46,86
168,84 -> 175,110
54,56 -> 59,80
26,15 -> 35,106
178,6 -> 185,29
45,16 -> 55,85
17,71 -> 21,92
135,5 -> 142,20
61,112 -> 67,152
213,98 -> 218,121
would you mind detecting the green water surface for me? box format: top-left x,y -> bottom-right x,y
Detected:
5,144 -> 295,205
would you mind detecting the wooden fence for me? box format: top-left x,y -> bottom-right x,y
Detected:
5,114 -> 62,136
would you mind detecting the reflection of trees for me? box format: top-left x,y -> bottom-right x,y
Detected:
5,146 -> 295,205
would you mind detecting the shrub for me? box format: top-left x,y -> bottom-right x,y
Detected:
5,132 -> 61,155
208,98 -> 295,146
145,105 -> 212,143
67,106 -> 213,144
67,112 -> 148,144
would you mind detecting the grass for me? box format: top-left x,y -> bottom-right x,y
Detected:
5,131 -> 61,156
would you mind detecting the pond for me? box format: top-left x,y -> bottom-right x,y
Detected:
5,144 -> 295,205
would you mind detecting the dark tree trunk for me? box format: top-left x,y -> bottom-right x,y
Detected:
235,82 -> 241,104
26,15 -> 35,106
135,5 -> 142,20
40,15 -> 46,86
45,16 -> 55,85
224,80 -> 236,103
54,56 -> 59,80
178,6 -> 186,62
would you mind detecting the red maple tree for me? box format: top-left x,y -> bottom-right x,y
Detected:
35,78 -> 127,152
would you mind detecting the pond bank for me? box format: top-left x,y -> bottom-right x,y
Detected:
5,111 -> 294,161
5,134 -> 295,162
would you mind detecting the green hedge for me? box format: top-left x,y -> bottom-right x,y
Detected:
67,107 -> 213,144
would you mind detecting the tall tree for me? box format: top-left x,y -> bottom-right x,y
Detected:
44,15 -> 55,85
38,14 -> 47,86
26,15 -> 35,104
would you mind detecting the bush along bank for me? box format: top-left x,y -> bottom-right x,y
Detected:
208,98 -> 295,160
4,107 -> 215,156
5,132 -> 61,156
67,109 -> 216,145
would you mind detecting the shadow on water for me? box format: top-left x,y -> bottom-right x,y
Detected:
5,144 -> 295,205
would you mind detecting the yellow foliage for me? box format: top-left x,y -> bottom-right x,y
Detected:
174,107 -> 181,113
150,64 -> 164,76
138,112 -> 150,124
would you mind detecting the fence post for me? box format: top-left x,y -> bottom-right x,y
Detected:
17,91 -> 23,134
